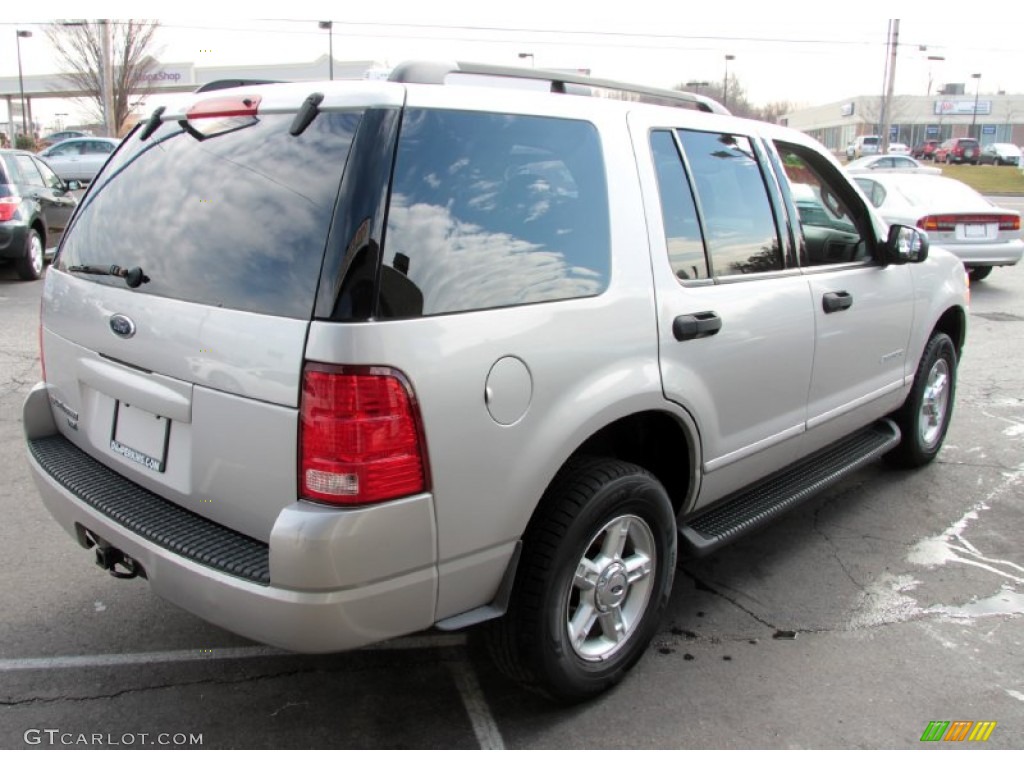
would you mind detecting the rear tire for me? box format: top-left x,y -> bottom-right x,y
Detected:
16,229 -> 44,281
886,333 -> 957,468
968,266 -> 992,281
485,457 -> 677,702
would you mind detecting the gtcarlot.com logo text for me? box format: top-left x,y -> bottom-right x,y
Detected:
24,729 -> 203,747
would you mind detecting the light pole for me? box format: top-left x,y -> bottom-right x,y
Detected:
971,73 -> 981,139
685,80 -> 709,95
723,54 -> 735,109
55,112 -> 67,131
926,55 -> 944,96
16,30 -> 32,138
319,21 -> 334,80
518,53 -> 534,68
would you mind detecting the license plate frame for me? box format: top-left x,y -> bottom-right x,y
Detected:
110,401 -> 170,473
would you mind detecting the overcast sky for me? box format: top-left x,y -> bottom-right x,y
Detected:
4,1 -> 1022,127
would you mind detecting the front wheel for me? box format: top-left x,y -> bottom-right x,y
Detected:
886,333 -> 957,468
486,457 -> 677,702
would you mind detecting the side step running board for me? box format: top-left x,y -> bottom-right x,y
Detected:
679,419 -> 900,556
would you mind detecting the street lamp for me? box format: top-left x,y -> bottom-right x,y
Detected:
16,30 -> 32,137
55,112 -> 67,131
926,55 -> 945,96
685,80 -> 709,95
723,54 -> 735,109
518,53 -> 535,68
318,21 -> 334,81
971,73 -> 982,139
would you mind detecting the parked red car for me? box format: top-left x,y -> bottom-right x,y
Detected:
934,137 -> 981,165
912,139 -> 940,160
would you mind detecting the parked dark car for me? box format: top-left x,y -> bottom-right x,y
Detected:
978,143 -> 1023,166
0,150 -> 79,280
912,139 -> 940,160
934,137 -> 981,165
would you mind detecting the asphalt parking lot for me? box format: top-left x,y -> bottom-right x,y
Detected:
2,203 -> 1022,749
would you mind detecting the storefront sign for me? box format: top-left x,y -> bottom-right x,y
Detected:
933,100 -> 992,116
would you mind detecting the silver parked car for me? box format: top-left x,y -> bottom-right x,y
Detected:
24,63 -> 968,701
846,154 -> 941,175
853,172 -> 1022,280
36,137 -> 119,182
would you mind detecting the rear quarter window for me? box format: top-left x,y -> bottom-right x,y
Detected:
377,109 -> 610,318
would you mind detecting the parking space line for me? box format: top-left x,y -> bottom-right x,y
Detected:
0,633 -> 467,673
447,658 -> 505,750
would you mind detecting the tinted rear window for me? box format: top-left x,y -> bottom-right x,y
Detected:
378,109 -> 610,317
58,112 -> 360,319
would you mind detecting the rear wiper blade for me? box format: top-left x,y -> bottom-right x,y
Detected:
68,264 -> 151,288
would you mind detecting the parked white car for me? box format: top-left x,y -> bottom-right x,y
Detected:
846,154 -> 941,175
853,173 -> 1022,280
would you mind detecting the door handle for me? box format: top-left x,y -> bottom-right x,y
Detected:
823,291 -> 853,313
673,311 -> 722,341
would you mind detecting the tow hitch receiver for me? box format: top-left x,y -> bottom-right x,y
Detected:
76,524 -> 145,580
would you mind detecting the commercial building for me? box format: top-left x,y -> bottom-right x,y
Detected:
782,90 -> 1024,153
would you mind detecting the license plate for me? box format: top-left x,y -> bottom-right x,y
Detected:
110,402 -> 170,472
964,223 -> 986,237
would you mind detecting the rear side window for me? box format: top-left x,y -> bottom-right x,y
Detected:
650,130 -> 708,281
14,155 -> 45,186
378,109 -> 610,318
58,112 -> 360,319
676,130 -> 782,276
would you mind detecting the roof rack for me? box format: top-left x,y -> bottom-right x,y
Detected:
387,61 -> 730,115
194,79 -> 285,94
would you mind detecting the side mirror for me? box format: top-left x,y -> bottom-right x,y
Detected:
66,180 -> 83,191
886,224 -> 929,264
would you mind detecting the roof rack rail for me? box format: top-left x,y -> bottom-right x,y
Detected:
387,61 -> 730,115
194,79 -> 284,94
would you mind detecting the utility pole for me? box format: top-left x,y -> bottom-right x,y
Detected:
879,19 -> 899,154
101,20 -> 115,136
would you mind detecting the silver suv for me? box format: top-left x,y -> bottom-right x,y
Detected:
24,62 -> 969,701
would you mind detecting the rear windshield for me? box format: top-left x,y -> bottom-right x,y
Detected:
959,139 -> 979,148
58,111 -> 361,319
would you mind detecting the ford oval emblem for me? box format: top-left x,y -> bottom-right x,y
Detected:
109,314 -> 136,339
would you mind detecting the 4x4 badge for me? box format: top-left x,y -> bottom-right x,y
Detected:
109,314 -> 136,338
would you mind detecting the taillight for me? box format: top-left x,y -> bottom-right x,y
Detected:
916,215 -> 956,231
0,196 -> 22,222
916,214 -> 1018,232
299,364 -> 427,506
998,214 -> 1020,231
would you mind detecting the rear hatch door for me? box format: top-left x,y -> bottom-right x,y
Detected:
41,88 -> 387,541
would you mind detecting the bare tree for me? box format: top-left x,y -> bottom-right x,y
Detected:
44,20 -> 160,136
673,76 -> 758,119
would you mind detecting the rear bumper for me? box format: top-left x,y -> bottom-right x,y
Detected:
0,222 -> 28,262
23,382 -> 439,653
941,239 -> 1023,267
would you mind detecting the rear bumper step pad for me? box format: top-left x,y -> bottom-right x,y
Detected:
28,434 -> 270,584
680,419 -> 900,555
